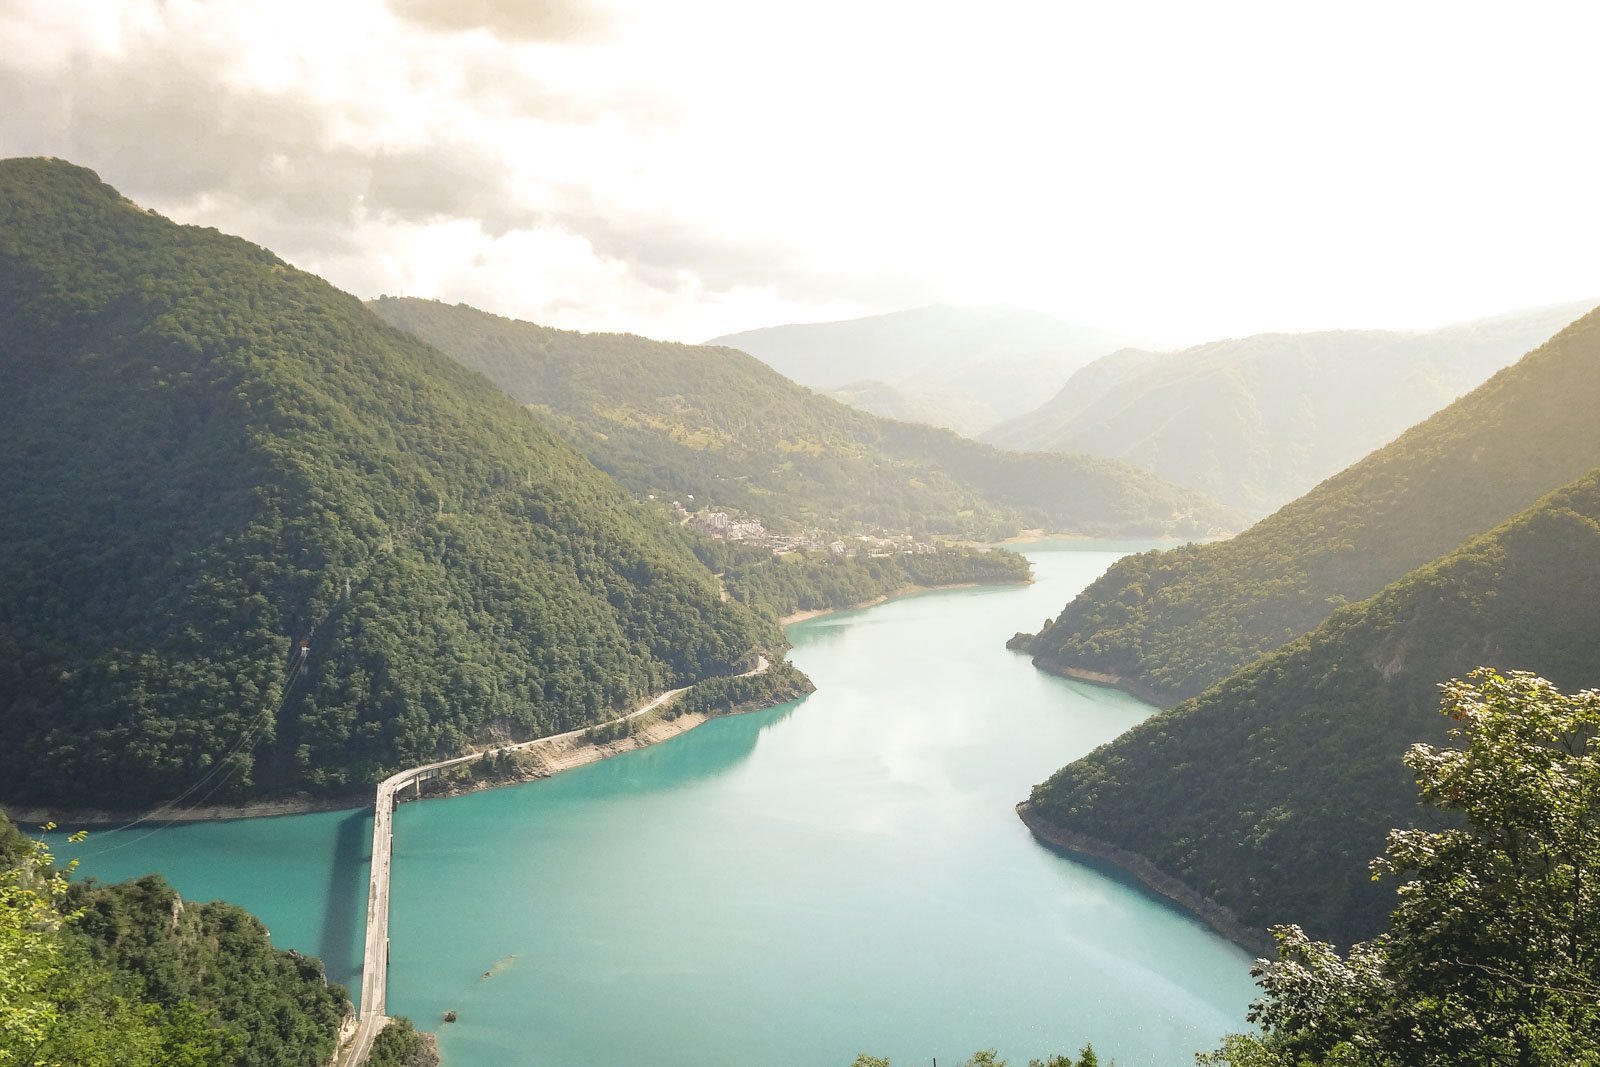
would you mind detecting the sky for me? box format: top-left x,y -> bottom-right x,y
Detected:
2,0 -> 1597,345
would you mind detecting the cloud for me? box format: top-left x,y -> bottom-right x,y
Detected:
547,197 -> 938,311
9,0 -> 1594,346
0,5 -> 598,248
388,0 -> 612,43
0,0 -> 871,336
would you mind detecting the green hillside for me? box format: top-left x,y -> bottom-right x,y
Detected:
985,302 -> 1594,516
1024,305 -> 1600,703
1027,467 -> 1600,947
0,813 -> 400,1066
368,297 -> 1236,540
0,158 -> 771,809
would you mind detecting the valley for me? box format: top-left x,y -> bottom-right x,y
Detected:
5,7 -> 1600,1060
57,543 -> 1258,1067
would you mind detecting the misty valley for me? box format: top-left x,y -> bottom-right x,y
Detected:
4,8 -> 1600,1064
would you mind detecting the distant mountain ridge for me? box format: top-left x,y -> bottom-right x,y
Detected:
985,301 -> 1596,516
0,158 -> 770,808
823,378 -> 997,438
370,296 -> 1239,540
1023,302 -> 1600,704
707,304 -> 1146,435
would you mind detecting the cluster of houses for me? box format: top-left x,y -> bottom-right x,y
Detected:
670,500 -> 941,559
687,509 -> 768,542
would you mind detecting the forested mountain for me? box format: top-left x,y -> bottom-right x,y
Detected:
0,813 -> 424,1066
1023,305 -> 1600,703
984,302 -> 1594,516
705,304 -> 1142,434
1026,467 -> 1600,948
369,297 -> 1237,539
0,158 -> 772,809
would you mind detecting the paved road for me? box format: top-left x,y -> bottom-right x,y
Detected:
339,655 -> 768,1064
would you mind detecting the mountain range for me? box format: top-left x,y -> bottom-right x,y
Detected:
985,301 -> 1596,516
707,304 -> 1145,435
1021,304 -> 1600,947
370,297 -> 1238,541
1029,464 -> 1600,947
1023,303 -> 1600,704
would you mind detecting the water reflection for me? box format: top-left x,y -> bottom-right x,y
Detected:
318,809 -> 371,997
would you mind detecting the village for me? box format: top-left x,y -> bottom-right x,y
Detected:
666,498 -> 943,558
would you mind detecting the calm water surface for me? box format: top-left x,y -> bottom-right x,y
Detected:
64,541 -> 1256,1065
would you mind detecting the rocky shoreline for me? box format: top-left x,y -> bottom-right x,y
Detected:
1015,800 -> 1273,958
397,678 -> 814,804
779,578 -> 1029,627
3,792 -> 370,830
1028,659 -> 1179,709
11,672 -> 813,830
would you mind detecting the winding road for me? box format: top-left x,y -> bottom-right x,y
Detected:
339,655 -> 769,1064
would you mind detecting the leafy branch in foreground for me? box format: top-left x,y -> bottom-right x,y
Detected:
1202,669 -> 1600,1067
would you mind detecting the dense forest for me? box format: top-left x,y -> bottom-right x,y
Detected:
1202,671 -> 1600,1066
984,301 -> 1592,515
0,159 -> 776,809
0,813 -> 439,1065
368,297 -> 1237,540
1027,467 -> 1600,947
671,658 -> 816,718
1023,304 -> 1600,703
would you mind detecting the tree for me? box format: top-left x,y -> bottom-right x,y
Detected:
0,826 -> 235,1067
0,825 -> 80,1064
1201,669 -> 1600,1066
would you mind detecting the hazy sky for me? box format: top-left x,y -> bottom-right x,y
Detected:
2,0 -> 1596,344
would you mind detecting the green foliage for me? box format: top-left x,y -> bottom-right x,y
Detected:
367,297 -> 1237,540
0,813 -> 343,1066
66,874 -> 348,1066
366,1017 -> 438,1067
582,716 -> 638,745
672,660 -> 815,717
1026,305 -> 1600,702
0,822 -> 79,1063
1202,671 -> 1600,1066
1030,469 -> 1600,945
688,534 -> 1030,622
0,159 -> 770,806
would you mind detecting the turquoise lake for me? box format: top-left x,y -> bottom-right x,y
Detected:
60,541 -> 1257,1065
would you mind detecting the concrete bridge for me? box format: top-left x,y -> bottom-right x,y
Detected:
337,656 -> 768,1064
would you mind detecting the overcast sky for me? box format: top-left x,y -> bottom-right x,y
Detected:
2,0 -> 1597,344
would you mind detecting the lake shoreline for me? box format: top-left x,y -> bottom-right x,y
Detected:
5,709 -> 763,830
1016,800 -> 1272,957
9,581 -> 1034,828
778,578 -> 1029,626
3,793 -> 371,830
9,669 -> 810,831
1028,659 -> 1179,709
389,680 -> 815,806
